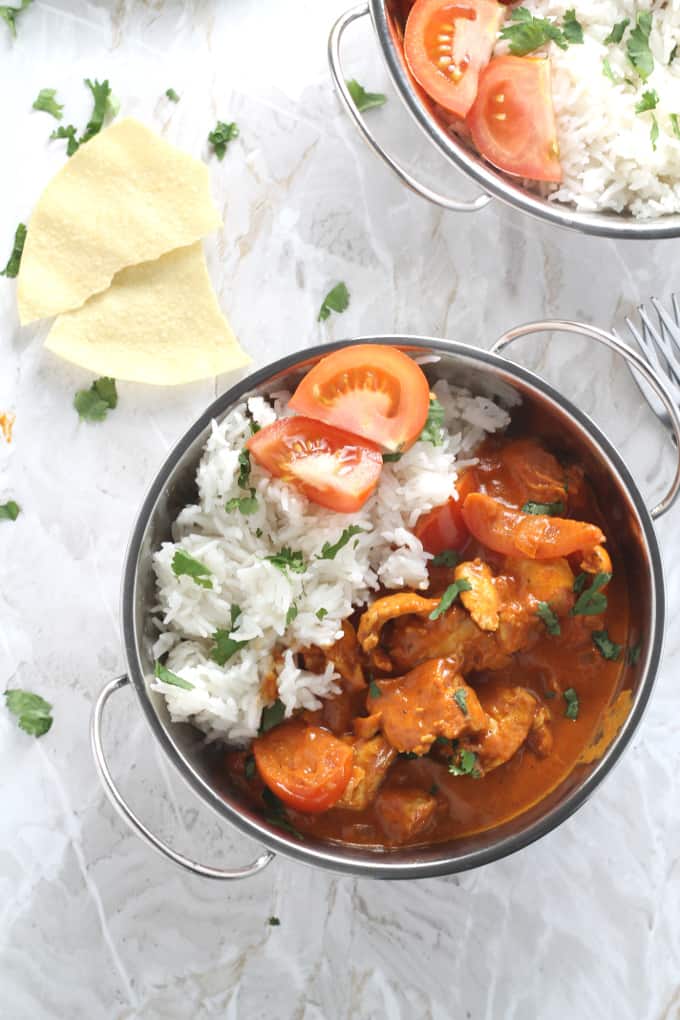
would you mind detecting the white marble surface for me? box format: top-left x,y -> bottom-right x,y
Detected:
2,2 -> 680,1017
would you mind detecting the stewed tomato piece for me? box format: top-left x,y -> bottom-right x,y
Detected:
289,345 -> 430,453
467,55 -> 562,182
253,720 -> 354,813
404,0 -> 506,118
415,469 -> 476,553
247,416 -> 382,513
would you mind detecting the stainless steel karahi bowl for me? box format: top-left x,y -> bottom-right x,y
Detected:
329,2 -> 680,240
91,321 -> 680,881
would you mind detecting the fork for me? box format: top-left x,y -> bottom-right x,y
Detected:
618,295 -> 680,434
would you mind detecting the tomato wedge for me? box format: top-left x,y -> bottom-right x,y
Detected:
462,492 -> 604,558
253,720 -> 354,813
288,345 -> 430,453
415,469 -> 477,553
247,416 -> 382,513
467,55 -> 562,182
404,0 -> 506,118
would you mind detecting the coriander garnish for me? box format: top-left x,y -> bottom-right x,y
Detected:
604,18 -> 629,45
626,642 -> 642,666
431,549 -> 459,568
419,396 -> 445,446
453,688 -> 469,716
448,748 -> 481,778
368,679 -> 382,699
500,7 -> 569,55
212,607 -> 249,665
51,124 -> 79,156
262,787 -> 303,839
592,629 -> 622,661
208,120 -> 239,160
627,11 -> 654,81
382,451 -> 403,463
316,607 -> 328,620
268,916 -> 281,926
571,571 -> 611,616
346,79 -> 387,112
0,0 -> 33,38
1,223 -> 27,278
562,8 -> 583,44
259,698 -> 286,734
32,88 -> 63,120
4,688 -> 52,737
0,500 -> 20,521
635,89 -> 659,113
166,88 -> 180,102
225,490 -> 258,515
74,377 -> 118,422
429,579 -> 472,621
154,661 -> 194,690
318,282 -> 350,322
318,525 -> 366,560
522,500 -> 565,515
172,549 -> 213,589
265,547 -> 305,574
537,601 -> 561,636
285,602 -> 298,626
563,687 -> 579,720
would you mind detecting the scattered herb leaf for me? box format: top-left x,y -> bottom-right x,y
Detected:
635,88 -> 659,113
346,78 -> 387,112
165,87 -> 180,102
4,688 -> 52,737
562,8 -> 583,43
627,11 -> 654,81
259,698 -> 286,734
537,601 -> 561,636
225,490 -> 258,515
0,500 -> 20,521
382,451 -> 403,463
1,223 -> 26,278
0,0 -> 32,37
237,448 -> 252,489
572,572 -> 588,595
602,57 -> 620,83
51,123 -> 79,156
448,748 -> 481,778
81,79 -> 116,144
316,607 -> 328,620
671,113 -> 680,139
318,525 -> 366,560
262,788 -> 303,839
626,641 -> 642,665
592,629 -> 623,661
500,7 -> 568,56
563,687 -> 580,720
431,549 -> 459,568
172,549 -> 213,589
604,18 -> 629,44
368,680 -> 382,699
571,571 -> 611,616
211,628 -> 249,665
154,661 -> 194,690
208,120 -> 239,160
265,547 -> 306,574
286,602 -> 298,626
429,579 -> 472,621
670,43 -> 679,64
32,87 -> 63,119
268,916 -> 280,926
522,499 -> 565,515
318,281 -> 350,322
419,397 -> 445,446
650,114 -> 659,150
453,688 -> 469,716
74,377 -> 118,422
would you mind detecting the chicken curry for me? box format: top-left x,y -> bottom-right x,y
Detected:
222,435 -> 631,849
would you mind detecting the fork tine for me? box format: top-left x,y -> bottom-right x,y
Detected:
672,293 -> 680,326
638,305 -> 680,386
651,296 -> 680,359
624,314 -> 680,406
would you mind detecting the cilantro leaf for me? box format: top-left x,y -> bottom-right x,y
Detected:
5,688 -> 52,737
318,282 -> 350,322
429,579 -> 472,621
81,79 -> 117,144
265,547 -> 306,574
382,451 -> 403,463
627,12 -> 654,81
650,114 -> 659,150
537,601 -> 561,636
153,661 -> 194,690
0,500 -> 20,521
259,698 -> 285,733
318,525 -> 366,560
602,57 -> 620,83
74,377 -> 118,422
51,124 -> 79,156
500,7 -> 567,56
172,549 -> 213,589
1,223 -> 26,278
32,87 -> 63,120
626,641 -> 642,665
592,629 -> 622,661
268,916 -> 281,926
604,18 -> 629,44
368,679 -> 382,699
635,89 -> 659,113
670,43 -> 679,64
346,78 -> 387,113
453,688 -> 469,716
431,549 -> 459,568
448,748 -> 481,778
208,120 -> 239,159
571,571 -> 611,616
562,8 -> 583,43
225,490 -> 258,515
0,0 -> 32,37
671,113 -> 680,139
419,397 -> 445,446
316,607 -> 328,620
286,602 -> 298,626
237,448 -> 252,489
262,787 -> 303,839
563,687 -> 579,720
211,629 -> 249,665
522,499 -> 565,515
572,572 -> 588,595
166,87 -> 180,102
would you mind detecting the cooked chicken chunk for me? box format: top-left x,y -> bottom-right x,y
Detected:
455,559 -> 500,632
375,787 -> 437,843
463,687 -> 540,772
357,592 -> 438,654
325,621 -> 365,691
508,556 -> 575,617
335,735 -> 396,811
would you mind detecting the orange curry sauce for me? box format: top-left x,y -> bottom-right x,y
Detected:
218,435 -> 628,850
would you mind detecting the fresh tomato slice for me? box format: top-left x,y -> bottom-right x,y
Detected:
404,0 -> 506,118
288,345 -> 430,453
461,492 -> 604,558
467,55 -> 562,182
253,720 -> 354,813
415,469 -> 477,553
247,416 -> 382,513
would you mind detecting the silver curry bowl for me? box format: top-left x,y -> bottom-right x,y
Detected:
329,2 -> 680,240
91,321 -> 680,881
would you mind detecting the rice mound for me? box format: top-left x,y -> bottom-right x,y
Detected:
150,380 -> 510,746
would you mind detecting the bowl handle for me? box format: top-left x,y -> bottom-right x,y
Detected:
491,319 -> 680,520
90,675 -> 275,880
328,3 -> 491,213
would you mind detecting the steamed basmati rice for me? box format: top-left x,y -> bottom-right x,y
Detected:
150,380 -> 510,745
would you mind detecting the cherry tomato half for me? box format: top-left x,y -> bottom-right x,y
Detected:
253,720 -> 354,813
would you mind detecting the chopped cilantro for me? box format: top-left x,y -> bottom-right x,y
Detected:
522,499 -> 565,515
431,549 -> 459,568
255,527 -> 263,538
671,113 -> 680,139
563,687 -> 579,720
32,87 -> 63,119
285,602 -> 298,626
627,12 -> 654,81
172,549 -> 213,589
0,500 -> 20,521
602,57 -> 620,83
592,629 -> 623,661
635,89 -> 659,113
0,0 -> 32,37
211,625 -> 248,665
368,680 -> 382,699
265,547 -> 305,574
316,607 -> 328,620
346,78 -> 387,112
165,87 -> 180,102
382,451 -> 403,463
500,7 -> 568,55
604,18 -> 629,44
670,43 -> 679,64
80,79 -> 117,144
448,749 -> 481,778
244,754 -> 256,780
419,397 -> 445,446
51,124 -> 79,156
318,525 -> 366,560
153,661 -> 194,690
537,601 -> 561,636
74,377 -> 118,422
259,698 -> 286,734
225,490 -> 258,515
318,281 -> 350,322
453,688 -> 469,716
429,579 -> 472,621
262,787 -> 303,839
237,448 -> 252,489
572,572 -> 588,595
4,688 -> 52,737
208,120 -> 239,160
268,916 -> 281,926
1,223 -> 26,278
571,571 -> 611,616
650,114 -> 659,150
562,8 -> 584,43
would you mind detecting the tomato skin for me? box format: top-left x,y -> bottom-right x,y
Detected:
467,55 -> 562,182
404,0 -> 506,118
253,721 -> 354,813
288,345 -> 430,453
415,470 -> 476,553
247,416 -> 383,513
462,492 -> 605,558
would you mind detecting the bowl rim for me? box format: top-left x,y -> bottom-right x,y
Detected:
121,336 -> 665,878
368,0 -> 680,240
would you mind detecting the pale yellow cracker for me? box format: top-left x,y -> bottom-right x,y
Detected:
18,118 -> 221,324
44,243 -> 250,385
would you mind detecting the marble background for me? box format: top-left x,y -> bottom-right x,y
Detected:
1,1 -> 680,1017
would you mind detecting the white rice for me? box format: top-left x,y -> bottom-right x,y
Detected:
150,381 -> 510,745
511,0 -> 680,216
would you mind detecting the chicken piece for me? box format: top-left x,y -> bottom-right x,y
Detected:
507,556 -> 575,617
527,704 -> 553,757
375,787 -> 437,844
388,606 -> 513,675
325,621 -> 365,691
455,558 -> 500,632
335,735 -> 396,811
367,659 -> 487,755
463,686 -> 538,772
496,438 -> 568,506
580,544 -> 612,576
357,593 -> 439,655
353,713 -> 382,740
